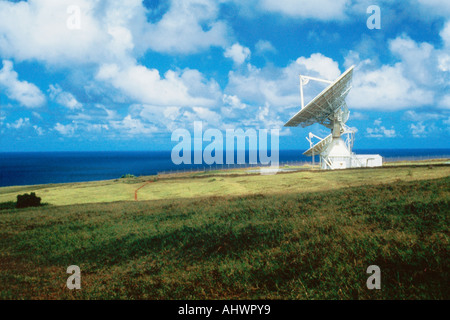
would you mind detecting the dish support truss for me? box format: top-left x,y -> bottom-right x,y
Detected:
293,70 -> 382,170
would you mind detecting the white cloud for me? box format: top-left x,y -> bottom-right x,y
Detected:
32,111 -> 42,120
109,115 -> 156,135
96,104 -> 120,120
296,53 -> 341,80
192,107 -> 222,125
0,0 -> 229,67
348,63 -> 434,110
439,95 -> 450,109
219,95 -> 250,121
224,43 -> 251,65
366,118 -> 396,138
144,0 -> 230,54
366,126 -> 396,138
223,95 -> 248,110
33,125 -> 44,135
226,53 -> 340,108
0,3 -> 228,137
85,123 -> 109,133
409,122 -> 427,138
347,29 -> 450,111
0,0 -> 110,65
259,0 -> 349,20
132,104 -> 182,132
351,111 -> 368,120
389,36 -> 437,86
54,122 -> 77,136
48,84 -> 83,110
403,110 -> 444,122
440,21 -> 450,47
416,0 -> 450,18
7,118 -> 30,129
0,60 -> 46,108
54,120 -> 110,136
255,40 -> 277,55
258,104 -> 269,122
96,63 -> 221,108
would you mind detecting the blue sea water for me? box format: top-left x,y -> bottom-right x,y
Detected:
0,149 -> 449,187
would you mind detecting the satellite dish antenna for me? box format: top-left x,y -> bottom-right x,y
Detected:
285,66 -> 383,170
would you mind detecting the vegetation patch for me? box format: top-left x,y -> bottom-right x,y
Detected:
0,176 -> 448,299
16,192 -> 42,209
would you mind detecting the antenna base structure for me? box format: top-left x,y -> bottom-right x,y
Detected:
285,66 -> 382,170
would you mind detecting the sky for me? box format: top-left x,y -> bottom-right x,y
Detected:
0,0 -> 449,152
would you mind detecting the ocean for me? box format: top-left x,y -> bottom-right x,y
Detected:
1,149 -> 449,187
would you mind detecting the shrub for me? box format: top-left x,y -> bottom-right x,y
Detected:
0,201 -> 16,211
121,174 -> 136,178
16,192 -> 42,209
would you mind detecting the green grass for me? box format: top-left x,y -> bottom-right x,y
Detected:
0,164 -> 449,206
0,176 -> 448,299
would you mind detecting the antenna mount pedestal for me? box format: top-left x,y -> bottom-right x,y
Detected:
285,66 -> 383,170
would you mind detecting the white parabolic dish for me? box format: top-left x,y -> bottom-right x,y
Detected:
284,66 -> 383,170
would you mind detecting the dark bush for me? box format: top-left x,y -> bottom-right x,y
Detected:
0,201 -> 16,211
16,192 -> 41,208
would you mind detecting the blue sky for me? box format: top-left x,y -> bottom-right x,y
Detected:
0,0 -> 449,152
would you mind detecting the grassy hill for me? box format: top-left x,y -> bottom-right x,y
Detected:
0,163 -> 449,206
0,164 -> 448,299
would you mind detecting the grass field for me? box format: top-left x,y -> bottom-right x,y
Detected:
1,163 -> 449,206
0,163 -> 449,300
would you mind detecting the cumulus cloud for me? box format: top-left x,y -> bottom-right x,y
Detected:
33,125 -> 44,135
109,115 -> 157,135
403,110 -> 445,138
440,21 -> 450,47
416,0 -> 450,18
224,43 -> 251,65
54,122 -> 77,136
85,123 -> 109,133
409,122 -> 427,138
131,104 -> 182,132
0,0 -> 230,66
48,84 -> 83,110
351,112 -> 368,120
0,0 -> 111,65
258,0 -> 349,20
223,95 -> 248,110
96,63 -> 221,108
348,63 -> 434,110
347,25 -> 450,111
403,110 -> 444,122
144,0 -> 230,54
439,95 -> 450,109
255,40 -> 277,55
389,36 -> 442,86
366,125 -> 397,138
6,117 -> 30,129
297,53 -> 341,80
0,60 -> 46,108
226,53 -> 340,108
1,0 -> 448,142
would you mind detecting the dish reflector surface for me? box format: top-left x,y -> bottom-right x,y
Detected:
284,66 -> 354,128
